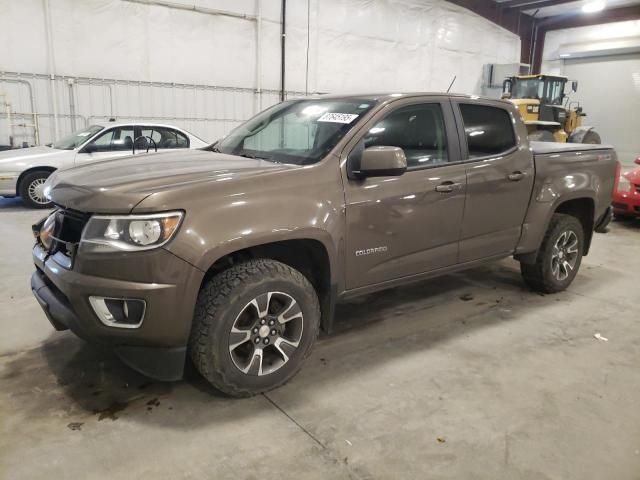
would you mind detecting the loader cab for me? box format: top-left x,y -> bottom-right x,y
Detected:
502,75 -> 575,105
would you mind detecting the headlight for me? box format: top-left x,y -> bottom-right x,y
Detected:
38,212 -> 57,250
81,211 -> 184,252
618,175 -> 632,192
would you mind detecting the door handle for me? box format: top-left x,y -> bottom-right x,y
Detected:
508,171 -> 526,181
435,181 -> 462,193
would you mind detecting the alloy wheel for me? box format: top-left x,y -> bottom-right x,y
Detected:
550,230 -> 579,281
228,291 -> 304,376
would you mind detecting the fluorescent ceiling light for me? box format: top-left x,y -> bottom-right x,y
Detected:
582,1 -> 606,13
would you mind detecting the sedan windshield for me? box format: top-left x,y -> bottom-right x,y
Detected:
214,99 -> 376,165
52,125 -> 104,150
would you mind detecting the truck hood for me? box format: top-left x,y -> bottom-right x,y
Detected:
46,149 -> 293,213
0,146 -> 70,169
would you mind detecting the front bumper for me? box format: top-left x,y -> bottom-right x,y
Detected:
31,244 -> 204,380
612,188 -> 640,216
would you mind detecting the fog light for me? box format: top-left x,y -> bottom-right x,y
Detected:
89,296 -> 146,328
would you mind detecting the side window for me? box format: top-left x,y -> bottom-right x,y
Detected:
459,104 -> 516,158
110,127 -> 135,151
91,129 -> 115,151
140,127 -> 190,149
89,127 -> 134,152
363,103 -> 448,168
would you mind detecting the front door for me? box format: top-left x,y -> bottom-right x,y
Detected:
452,100 -> 535,262
75,125 -> 137,165
342,98 -> 467,290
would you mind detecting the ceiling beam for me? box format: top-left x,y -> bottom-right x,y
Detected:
538,4 -> 640,29
532,5 -> 640,73
502,0 -> 582,10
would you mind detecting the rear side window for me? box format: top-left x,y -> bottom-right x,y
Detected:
140,127 -> 189,149
459,104 -> 516,158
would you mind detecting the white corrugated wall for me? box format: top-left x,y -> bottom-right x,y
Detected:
0,0 -> 520,146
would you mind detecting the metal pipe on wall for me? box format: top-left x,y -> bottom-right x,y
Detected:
280,0 -> 286,102
43,0 -> 60,141
255,0 -> 262,113
121,0 -> 257,21
67,79 -> 77,131
0,77 -> 40,145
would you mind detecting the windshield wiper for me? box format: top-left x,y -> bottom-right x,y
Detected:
239,152 -> 270,160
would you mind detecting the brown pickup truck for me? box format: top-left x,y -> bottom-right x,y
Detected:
31,93 -> 617,396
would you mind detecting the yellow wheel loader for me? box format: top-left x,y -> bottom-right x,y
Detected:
502,74 -> 601,144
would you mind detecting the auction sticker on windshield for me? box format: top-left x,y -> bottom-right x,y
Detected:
318,113 -> 359,124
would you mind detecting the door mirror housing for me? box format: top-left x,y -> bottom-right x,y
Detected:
356,146 -> 407,178
571,81 -> 578,93
83,143 -> 97,154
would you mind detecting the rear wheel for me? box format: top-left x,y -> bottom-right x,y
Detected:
581,130 -> 601,144
189,259 -> 320,397
19,170 -> 53,208
520,214 -> 584,293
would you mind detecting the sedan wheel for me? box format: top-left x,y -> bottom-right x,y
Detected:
19,171 -> 53,209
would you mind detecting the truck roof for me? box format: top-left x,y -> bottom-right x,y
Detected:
295,92 -> 514,106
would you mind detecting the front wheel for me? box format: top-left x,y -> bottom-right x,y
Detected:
189,259 -> 320,397
520,213 -> 585,293
19,170 -> 53,208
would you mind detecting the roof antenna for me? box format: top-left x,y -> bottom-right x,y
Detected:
446,76 -> 457,93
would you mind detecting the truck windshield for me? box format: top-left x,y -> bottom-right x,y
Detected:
213,99 -> 376,165
51,125 -> 104,150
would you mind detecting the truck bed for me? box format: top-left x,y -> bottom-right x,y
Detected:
530,141 -> 615,155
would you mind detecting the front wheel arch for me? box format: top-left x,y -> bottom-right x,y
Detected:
16,166 -> 56,197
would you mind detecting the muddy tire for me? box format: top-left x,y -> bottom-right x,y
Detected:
19,170 -> 53,209
520,214 -> 585,294
189,259 -> 320,397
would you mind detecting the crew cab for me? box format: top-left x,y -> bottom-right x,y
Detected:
31,93 -> 617,397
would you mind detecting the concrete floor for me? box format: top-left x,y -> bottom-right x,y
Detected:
1,196 -> 639,480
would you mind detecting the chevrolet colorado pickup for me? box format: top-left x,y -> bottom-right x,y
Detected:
31,93 -> 617,397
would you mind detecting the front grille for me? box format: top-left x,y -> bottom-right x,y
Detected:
636,185 -> 640,194
50,208 -> 91,261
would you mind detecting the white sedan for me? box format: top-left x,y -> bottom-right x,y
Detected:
0,122 -> 209,208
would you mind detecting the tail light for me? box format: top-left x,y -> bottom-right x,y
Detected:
613,160 -> 621,192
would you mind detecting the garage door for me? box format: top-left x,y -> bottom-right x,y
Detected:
563,53 -> 640,167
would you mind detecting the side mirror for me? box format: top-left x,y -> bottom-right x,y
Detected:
83,143 -> 97,154
356,146 -> 407,178
572,81 -> 578,93
634,157 -> 640,166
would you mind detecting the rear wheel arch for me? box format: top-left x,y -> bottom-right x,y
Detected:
554,197 -> 595,255
516,196 -> 596,264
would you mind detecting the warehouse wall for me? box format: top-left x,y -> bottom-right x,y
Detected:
541,20 -> 640,166
0,0 -> 520,146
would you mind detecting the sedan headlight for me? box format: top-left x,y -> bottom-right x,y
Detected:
618,175 -> 632,192
81,211 -> 184,252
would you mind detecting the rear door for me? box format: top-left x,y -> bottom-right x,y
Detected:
138,126 -> 190,153
342,96 -> 467,290
451,100 -> 534,262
